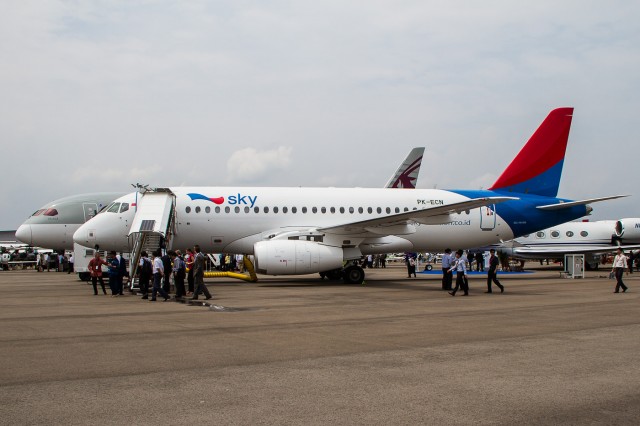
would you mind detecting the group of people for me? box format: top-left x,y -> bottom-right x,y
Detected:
87,245 -> 213,301
440,248 -> 504,296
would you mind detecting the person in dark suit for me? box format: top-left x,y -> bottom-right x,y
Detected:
486,249 -> 504,293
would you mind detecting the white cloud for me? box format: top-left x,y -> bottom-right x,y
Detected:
226,146 -> 293,183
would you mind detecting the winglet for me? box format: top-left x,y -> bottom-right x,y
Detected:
385,147 -> 425,189
489,108 -> 573,197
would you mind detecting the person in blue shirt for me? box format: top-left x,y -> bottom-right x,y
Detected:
441,248 -> 453,291
107,251 -> 120,297
449,249 -> 469,296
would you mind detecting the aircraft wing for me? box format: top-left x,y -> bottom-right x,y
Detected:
511,244 -> 640,256
536,195 -> 628,211
318,196 -> 517,236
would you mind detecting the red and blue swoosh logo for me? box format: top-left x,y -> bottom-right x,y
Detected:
187,193 -> 225,205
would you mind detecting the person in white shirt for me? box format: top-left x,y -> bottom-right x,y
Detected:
449,249 -> 469,296
611,248 -> 629,293
151,249 -> 170,301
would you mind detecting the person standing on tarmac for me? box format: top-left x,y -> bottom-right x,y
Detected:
612,248 -> 629,293
170,250 -> 187,300
151,249 -> 170,302
88,252 -> 108,295
107,251 -> 120,297
449,249 -> 469,296
185,248 -> 195,295
192,245 -> 212,300
138,251 -> 152,299
486,249 -> 504,293
441,248 -> 453,291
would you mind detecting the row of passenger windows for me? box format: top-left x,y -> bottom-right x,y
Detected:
184,205 -> 420,215
524,230 -> 589,239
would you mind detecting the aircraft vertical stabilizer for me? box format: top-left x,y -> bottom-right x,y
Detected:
489,107 -> 573,197
385,147 -> 425,188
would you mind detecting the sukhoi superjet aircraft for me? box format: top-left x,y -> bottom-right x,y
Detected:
74,108 -> 623,283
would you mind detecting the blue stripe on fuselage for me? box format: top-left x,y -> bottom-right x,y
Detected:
450,189 -> 588,238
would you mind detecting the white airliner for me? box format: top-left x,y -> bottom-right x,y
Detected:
498,218 -> 640,269
15,192 -> 126,251
15,149 -> 424,253
73,108 -> 624,283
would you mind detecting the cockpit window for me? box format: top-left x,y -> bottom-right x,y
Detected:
107,203 -> 121,213
120,203 -> 129,213
43,208 -> 58,216
97,204 -> 109,214
32,209 -> 45,216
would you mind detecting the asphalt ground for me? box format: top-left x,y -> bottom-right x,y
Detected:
1,264 -> 639,425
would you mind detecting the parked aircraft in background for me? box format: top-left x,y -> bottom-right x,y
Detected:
74,108 -> 624,283
15,192 -> 125,251
497,218 -> 640,269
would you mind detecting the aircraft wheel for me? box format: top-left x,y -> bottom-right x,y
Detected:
425,264 -> 433,271
343,265 -> 365,284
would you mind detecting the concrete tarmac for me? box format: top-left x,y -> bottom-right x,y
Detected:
1,265 -> 639,425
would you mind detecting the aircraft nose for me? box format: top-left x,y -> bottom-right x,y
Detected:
15,225 -> 32,245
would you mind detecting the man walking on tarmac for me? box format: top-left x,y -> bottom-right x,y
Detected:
486,249 -> 505,293
191,245 -> 212,300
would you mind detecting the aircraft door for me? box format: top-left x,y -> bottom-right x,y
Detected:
480,204 -> 496,231
83,203 -> 99,223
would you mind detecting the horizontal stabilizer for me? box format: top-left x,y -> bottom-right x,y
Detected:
536,195 -> 629,211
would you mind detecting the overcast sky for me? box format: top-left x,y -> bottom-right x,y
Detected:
1,1 -> 639,230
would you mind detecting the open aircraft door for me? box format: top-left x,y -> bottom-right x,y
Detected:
480,204 -> 496,231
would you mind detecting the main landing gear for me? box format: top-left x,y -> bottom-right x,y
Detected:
319,265 -> 366,284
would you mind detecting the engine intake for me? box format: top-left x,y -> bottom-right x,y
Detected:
615,218 -> 640,242
254,240 -> 344,275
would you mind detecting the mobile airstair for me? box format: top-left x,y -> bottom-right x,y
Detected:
127,188 -> 176,290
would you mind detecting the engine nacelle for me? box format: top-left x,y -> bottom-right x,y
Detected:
615,218 -> 640,242
254,240 -> 344,275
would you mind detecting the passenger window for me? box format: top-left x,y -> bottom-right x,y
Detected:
292,207 -> 297,213
367,207 -> 373,214
264,207 -> 269,213
244,207 -> 250,213
551,230 -> 560,238
321,207 -> 326,214
386,207 -> 391,214
205,206 -> 211,213
349,207 -> 354,214
254,207 -> 259,213
302,207 -> 307,213
234,206 -> 240,213
107,203 -> 120,213
377,207 -> 382,214
186,206 -> 191,213
358,207 -> 363,214
404,207 -> 409,212
283,207 -> 288,213
566,231 -> 574,237
195,206 -> 201,213
120,203 -> 129,213
273,207 -> 279,214
215,206 -> 221,213
536,231 -> 545,238
395,207 -> 400,213
330,207 -> 335,214
225,206 -> 231,213
340,207 -> 345,214
580,231 -> 588,237
312,207 -> 318,213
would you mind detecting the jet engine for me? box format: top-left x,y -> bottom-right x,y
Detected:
254,240 -> 344,275
614,218 -> 640,243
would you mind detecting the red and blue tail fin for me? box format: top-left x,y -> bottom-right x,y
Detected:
489,107 -> 573,197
